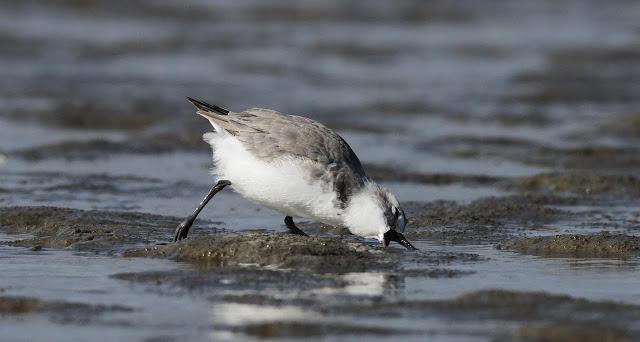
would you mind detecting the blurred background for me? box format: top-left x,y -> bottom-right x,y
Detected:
1,1 -> 640,340
1,0 -> 639,212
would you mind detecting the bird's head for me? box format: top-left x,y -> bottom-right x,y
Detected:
344,182 -> 417,250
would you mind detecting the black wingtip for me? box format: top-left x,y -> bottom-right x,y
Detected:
186,97 -> 229,115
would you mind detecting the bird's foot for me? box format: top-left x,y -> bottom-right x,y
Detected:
284,216 -> 309,237
172,180 -> 231,243
173,219 -> 193,242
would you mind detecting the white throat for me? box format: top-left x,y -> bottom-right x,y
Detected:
343,183 -> 388,241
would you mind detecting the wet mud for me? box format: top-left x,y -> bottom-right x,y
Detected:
124,233 -> 392,273
0,206 -> 480,274
370,166 -> 640,200
569,111 -> 640,145
365,163 -> 504,186
0,170 -> 209,213
236,322 -> 405,339
338,289 -> 640,339
404,195 -> 569,243
424,136 -> 640,171
113,268 -> 350,297
11,133 -> 208,161
0,171 -> 164,195
0,295 -> 132,322
504,323 -> 630,342
498,233 -> 640,259
7,98 -> 174,131
508,172 -> 640,197
596,112 -> 640,141
226,290 -> 640,339
0,296 -> 41,315
0,206 -> 477,285
364,164 -> 640,201
124,232 -> 482,274
0,206 -> 184,251
377,289 -> 640,321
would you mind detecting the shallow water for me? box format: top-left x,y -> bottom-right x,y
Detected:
2,0 -> 640,340
414,243 -> 640,304
0,232 -> 214,341
2,232 -> 639,341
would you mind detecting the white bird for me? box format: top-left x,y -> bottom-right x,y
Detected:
174,97 -> 416,250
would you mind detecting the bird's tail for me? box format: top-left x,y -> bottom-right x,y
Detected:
186,97 -> 229,115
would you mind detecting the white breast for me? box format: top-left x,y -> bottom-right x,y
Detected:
204,132 -> 343,226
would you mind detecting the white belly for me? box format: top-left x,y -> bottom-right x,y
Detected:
204,132 -> 343,226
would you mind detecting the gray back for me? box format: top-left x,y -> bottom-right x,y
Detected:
210,108 -> 368,206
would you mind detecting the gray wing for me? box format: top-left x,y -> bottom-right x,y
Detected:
215,108 -> 368,206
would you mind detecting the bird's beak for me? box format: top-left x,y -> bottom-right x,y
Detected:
383,229 -> 418,250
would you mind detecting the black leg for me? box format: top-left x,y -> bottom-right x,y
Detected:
173,180 -> 231,242
284,216 -> 308,236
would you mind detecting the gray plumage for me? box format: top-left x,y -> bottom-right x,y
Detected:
178,97 -> 416,249
189,98 -> 368,207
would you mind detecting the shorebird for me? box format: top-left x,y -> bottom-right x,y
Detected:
173,97 -> 417,250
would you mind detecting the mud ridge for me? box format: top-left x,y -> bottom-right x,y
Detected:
125,233 -> 394,274
498,233 -> 640,258
404,195 -> 569,243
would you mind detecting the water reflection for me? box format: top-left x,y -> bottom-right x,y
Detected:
210,303 -> 321,326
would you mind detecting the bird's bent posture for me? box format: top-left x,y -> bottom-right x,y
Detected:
174,97 -> 417,250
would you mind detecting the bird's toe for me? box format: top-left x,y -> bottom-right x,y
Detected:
173,222 -> 190,242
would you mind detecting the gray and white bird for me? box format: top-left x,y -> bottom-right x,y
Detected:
174,97 -> 417,250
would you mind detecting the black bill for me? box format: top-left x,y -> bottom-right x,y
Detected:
383,229 -> 418,250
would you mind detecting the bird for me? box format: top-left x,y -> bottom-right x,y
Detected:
173,97 -> 417,250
